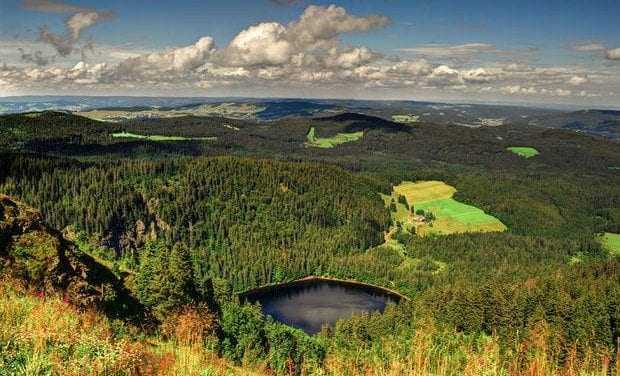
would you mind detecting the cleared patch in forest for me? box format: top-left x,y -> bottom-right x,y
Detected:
392,114 -> 419,123
600,232 -> 620,256
112,132 -> 217,142
305,127 -> 364,148
507,146 -> 539,158
397,257 -> 447,274
385,180 -> 506,236
378,190 -> 448,275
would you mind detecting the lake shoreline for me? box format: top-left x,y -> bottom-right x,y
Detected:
238,275 -> 409,301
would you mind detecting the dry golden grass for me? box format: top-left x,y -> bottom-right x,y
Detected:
321,321 -> 616,376
0,277 -> 615,375
0,277 -> 248,376
393,180 -> 456,204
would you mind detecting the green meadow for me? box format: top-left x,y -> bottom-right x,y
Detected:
507,146 -> 539,158
112,132 -> 216,142
601,232 -> 620,256
305,127 -> 364,148
388,181 -> 507,236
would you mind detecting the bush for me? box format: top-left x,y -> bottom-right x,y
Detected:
264,322 -> 325,376
134,241 -> 201,319
397,195 -> 409,209
219,303 -> 266,364
394,229 -> 413,245
161,304 -> 219,346
416,258 -> 439,272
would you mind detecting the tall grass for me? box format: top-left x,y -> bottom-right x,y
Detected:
0,277 -> 242,376
321,321 -> 616,376
0,277 -> 616,375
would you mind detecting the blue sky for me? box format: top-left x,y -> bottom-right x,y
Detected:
1,0 -> 619,106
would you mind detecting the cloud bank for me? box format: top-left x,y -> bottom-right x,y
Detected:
2,4 -> 619,105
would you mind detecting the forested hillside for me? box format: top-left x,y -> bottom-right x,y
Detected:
0,110 -> 619,375
0,154 -> 390,291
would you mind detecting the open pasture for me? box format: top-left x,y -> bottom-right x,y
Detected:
601,232 -> 620,256
393,180 -> 456,203
507,146 -> 539,158
305,127 -> 364,148
388,180 -> 506,236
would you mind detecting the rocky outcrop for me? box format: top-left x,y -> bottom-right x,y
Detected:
0,195 -> 146,320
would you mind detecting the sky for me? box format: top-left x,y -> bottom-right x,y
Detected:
1,0 -> 619,107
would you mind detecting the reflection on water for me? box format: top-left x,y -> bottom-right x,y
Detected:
243,279 -> 399,334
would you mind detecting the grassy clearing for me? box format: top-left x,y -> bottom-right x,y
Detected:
112,132 -> 217,142
392,114 -> 420,123
378,181 -> 504,278
388,181 -> 506,236
305,127 -> 364,148
394,181 -> 456,203
600,232 -> 620,256
507,146 -> 540,158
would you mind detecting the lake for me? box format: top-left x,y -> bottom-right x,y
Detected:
241,278 -> 401,334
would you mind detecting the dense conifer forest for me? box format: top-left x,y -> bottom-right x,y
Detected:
1,111 -> 619,374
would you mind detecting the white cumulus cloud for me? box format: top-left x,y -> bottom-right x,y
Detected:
606,48 -> 620,60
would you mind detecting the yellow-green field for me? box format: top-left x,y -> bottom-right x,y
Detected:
600,232 -> 620,256
385,181 -> 507,236
112,132 -> 216,142
305,127 -> 364,148
507,146 -> 539,158
391,114 -> 420,123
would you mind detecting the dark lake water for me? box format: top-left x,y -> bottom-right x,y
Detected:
242,279 -> 400,334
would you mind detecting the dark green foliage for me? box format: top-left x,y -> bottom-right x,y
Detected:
394,228 -> 413,244
0,154 -> 390,292
1,109 -> 620,373
220,303 -> 267,363
212,277 -> 233,305
397,194 -> 409,209
0,112 -> 119,147
416,257 -> 439,272
429,259 -> 620,353
219,302 -> 325,374
264,322 -> 325,375
424,211 -> 436,222
134,241 -> 200,318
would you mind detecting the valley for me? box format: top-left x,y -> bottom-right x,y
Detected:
0,99 -> 619,375
3,0 -> 620,373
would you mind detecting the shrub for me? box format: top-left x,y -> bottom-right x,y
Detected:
161,304 -> 219,346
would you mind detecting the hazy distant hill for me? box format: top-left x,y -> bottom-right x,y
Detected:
528,109 -> 620,139
1,96 -> 619,139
